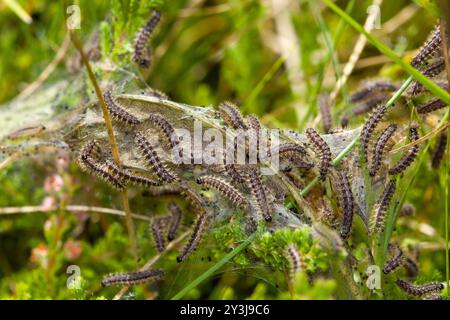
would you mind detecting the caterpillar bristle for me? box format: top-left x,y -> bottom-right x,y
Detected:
177,212 -> 208,262
389,126 -> 419,175
167,202 -> 182,241
430,131 -> 447,169
132,10 -> 161,68
197,175 -> 248,209
101,269 -> 164,287
305,128 -> 332,180
218,101 -> 247,130
135,132 -> 179,182
370,124 -> 397,177
103,90 -> 141,125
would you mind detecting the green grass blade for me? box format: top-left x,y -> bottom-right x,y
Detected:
322,0 -> 450,106
171,232 -> 257,300
3,0 -> 32,24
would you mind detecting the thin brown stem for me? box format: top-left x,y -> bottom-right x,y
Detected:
69,32 -> 137,258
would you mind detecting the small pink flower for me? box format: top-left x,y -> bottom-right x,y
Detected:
41,196 -> 56,210
30,243 -> 49,269
64,240 -> 82,260
44,174 -> 64,193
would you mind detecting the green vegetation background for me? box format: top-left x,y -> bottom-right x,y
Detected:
0,0 -> 447,299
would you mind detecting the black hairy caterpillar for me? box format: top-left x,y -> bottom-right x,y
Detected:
246,115 -> 263,159
218,101 -> 247,130
372,179 -> 396,233
360,104 -> 388,159
180,186 -> 207,214
167,202 -> 182,241
403,257 -> 419,279
103,90 -> 141,125
305,128 -> 331,180
273,142 -> 306,161
132,10 -> 161,68
245,167 -> 272,222
409,57 -> 445,95
389,126 -> 419,175
333,170 -> 355,239
147,113 -> 179,150
395,279 -> 444,296
352,94 -> 389,116
370,124 -> 397,177
197,175 -> 248,209
416,98 -> 448,114
177,212 -> 208,262
350,81 -> 397,103
286,244 -> 303,276
78,141 -> 125,190
410,24 -> 442,69
224,164 -> 246,184
318,94 -> 332,133
151,217 -> 166,253
101,269 -> 164,287
383,244 -> 404,274
104,159 -> 160,187
430,131 -> 447,169
135,132 -> 179,182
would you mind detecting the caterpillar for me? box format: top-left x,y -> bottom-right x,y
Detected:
147,113 -> 179,149
395,279 -> 444,296
180,185 -> 207,212
409,57 -> 445,95
167,202 -> 182,241
245,167 -> 272,222
197,175 -> 248,209
246,115 -> 262,160
430,131 -> 447,169
151,217 -> 167,253
104,159 -> 160,187
273,142 -> 306,161
403,257 -> 419,279
352,94 -> 389,116
416,98 -> 447,114
410,24 -> 442,69
318,94 -> 332,133
224,164 -> 246,184
370,124 -> 397,177
334,171 -> 355,239
132,10 -> 161,68
350,81 -> 397,103
360,103 -> 388,159
177,212 -> 209,262
103,90 -> 141,125
389,126 -> 420,175
101,269 -> 164,287
78,142 -> 125,190
218,101 -> 247,130
286,244 -> 303,277
286,157 -> 314,170
135,132 -> 179,182
383,245 -> 404,274
372,179 -> 396,234
305,128 -> 332,180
